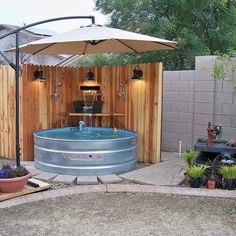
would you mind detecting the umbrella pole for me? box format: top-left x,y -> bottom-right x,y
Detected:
15,32 -> 21,166
0,15 -> 95,167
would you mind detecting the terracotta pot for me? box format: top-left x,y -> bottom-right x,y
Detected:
207,179 -> 216,189
0,172 -> 31,193
183,173 -> 190,184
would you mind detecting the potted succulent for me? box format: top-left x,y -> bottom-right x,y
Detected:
186,165 -> 206,188
182,150 -> 199,167
221,165 -> 236,190
0,164 -> 31,193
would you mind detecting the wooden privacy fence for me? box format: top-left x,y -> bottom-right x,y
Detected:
0,62 -> 163,163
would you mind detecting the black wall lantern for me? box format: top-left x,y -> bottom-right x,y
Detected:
34,67 -> 46,82
86,69 -> 94,81
132,65 -> 143,80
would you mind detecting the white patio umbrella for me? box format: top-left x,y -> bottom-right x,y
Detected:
6,24 -> 177,55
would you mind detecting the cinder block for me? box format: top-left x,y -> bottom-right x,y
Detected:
161,142 -> 170,151
214,115 -> 232,127
179,70 -> 195,80
194,103 -> 214,114
162,132 -> 179,143
194,92 -> 214,103
188,80 -> 194,92
215,92 -> 233,104
188,103 -> 194,112
194,125 -> 208,137
178,133 -> 193,145
169,142 -> 180,152
194,114 -> 214,125
214,104 -> 223,114
171,123 -> 186,133
179,112 -> 193,123
232,116 -> 236,128
223,104 -> 236,116
194,81 -> 214,92
221,127 -> 236,139
171,81 -> 189,91
163,102 -> 171,112
195,69 -> 214,81
180,92 -> 194,102
223,81 -> 234,92
185,123 -> 194,134
163,112 -> 179,122
163,92 -> 180,102
195,56 -> 216,70
163,71 -> 180,81
170,102 -> 188,112
162,122 -> 171,132
163,81 -> 172,90
215,80 -> 223,92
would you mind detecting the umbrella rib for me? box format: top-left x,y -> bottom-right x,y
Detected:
116,39 -> 138,53
32,43 -> 57,55
155,42 -> 176,49
83,42 -> 88,55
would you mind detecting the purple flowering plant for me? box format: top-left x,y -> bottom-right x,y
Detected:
0,164 -> 29,179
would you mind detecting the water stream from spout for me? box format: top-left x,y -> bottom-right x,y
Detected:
83,90 -> 96,127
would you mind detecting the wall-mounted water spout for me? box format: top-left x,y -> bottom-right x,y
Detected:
51,82 -> 63,99
78,121 -> 85,131
117,83 -> 125,97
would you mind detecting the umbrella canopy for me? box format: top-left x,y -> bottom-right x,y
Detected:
6,24 -> 176,55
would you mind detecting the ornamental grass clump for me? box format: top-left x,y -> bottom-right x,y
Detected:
186,165 -> 206,178
186,165 -> 206,188
221,165 -> 236,180
0,164 -> 29,179
182,150 -> 199,167
220,165 -> 236,190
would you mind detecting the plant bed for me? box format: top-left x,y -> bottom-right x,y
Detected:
0,164 -> 31,193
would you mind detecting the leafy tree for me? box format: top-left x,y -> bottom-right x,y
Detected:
84,0 -> 236,70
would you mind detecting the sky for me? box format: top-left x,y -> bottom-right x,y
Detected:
0,0 -> 109,34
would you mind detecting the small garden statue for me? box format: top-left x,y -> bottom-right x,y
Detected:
207,122 -> 216,146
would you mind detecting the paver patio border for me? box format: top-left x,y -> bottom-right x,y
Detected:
0,184 -> 235,209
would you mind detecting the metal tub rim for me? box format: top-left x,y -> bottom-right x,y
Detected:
33,127 -> 138,142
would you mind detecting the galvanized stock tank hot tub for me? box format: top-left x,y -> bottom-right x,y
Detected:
33,127 -> 137,176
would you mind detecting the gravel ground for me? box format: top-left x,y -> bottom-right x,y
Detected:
1,192 -> 235,236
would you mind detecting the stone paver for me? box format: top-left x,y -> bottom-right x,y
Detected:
52,175 -> 77,184
120,152 -> 185,186
25,166 -> 43,176
98,174 -> 123,184
34,172 -> 58,182
77,176 -> 99,185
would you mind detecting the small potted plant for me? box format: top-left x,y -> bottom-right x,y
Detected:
207,176 -> 216,189
182,150 -> 199,167
221,165 -> 236,190
186,165 -> 206,188
0,164 -> 31,193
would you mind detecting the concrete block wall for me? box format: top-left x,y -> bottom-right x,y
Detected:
162,56 -> 236,152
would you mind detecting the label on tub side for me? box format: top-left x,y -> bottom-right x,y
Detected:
63,153 -> 104,161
